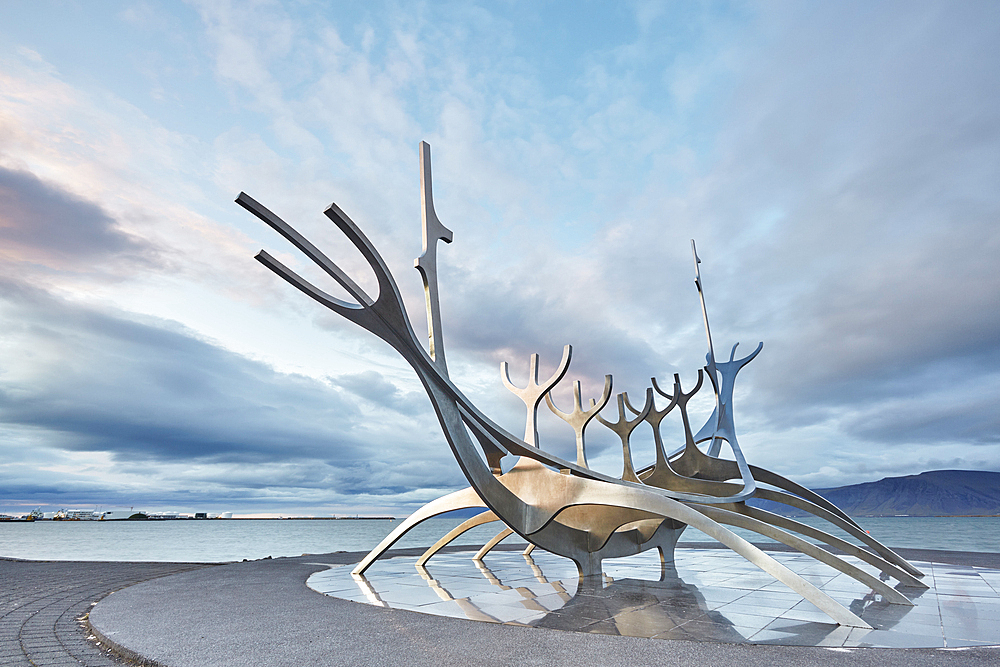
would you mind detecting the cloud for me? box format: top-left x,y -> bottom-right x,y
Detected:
199,0 -> 1000,489
0,165 -> 157,270
846,392 -> 1000,447
2,1 -> 999,512
332,370 -> 426,416
0,279 -> 358,461
0,279 -> 463,511
579,2 -> 1000,457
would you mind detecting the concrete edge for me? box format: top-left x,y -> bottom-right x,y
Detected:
86,615 -> 170,667
74,564 -> 220,667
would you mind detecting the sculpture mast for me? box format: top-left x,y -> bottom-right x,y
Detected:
691,239 -> 724,457
414,142 -> 454,375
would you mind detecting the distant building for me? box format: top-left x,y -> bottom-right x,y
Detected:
54,509 -> 98,520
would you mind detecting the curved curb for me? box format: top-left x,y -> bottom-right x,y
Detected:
87,614 -> 169,667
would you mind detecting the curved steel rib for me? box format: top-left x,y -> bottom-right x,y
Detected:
752,486 -> 923,578
417,510 -> 499,566
636,461 -> 923,586
668,446 -> 917,576
620,373 -> 922,595
351,487 -> 483,575
708,502 -> 926,588
689,504 -> 912,605
475,528 -> 515,560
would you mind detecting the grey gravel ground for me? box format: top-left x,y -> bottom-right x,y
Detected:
81,546 -> 1000,667
0,559 -> 210,667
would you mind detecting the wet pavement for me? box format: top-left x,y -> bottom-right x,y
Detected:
310,547 -> 1000,648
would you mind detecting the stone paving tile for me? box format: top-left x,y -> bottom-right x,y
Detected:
703,609 -> 774,631
845,627 -> 948,648
654,619 -> 752,642
313,547 -> 1000,648
0,559 -> 211,667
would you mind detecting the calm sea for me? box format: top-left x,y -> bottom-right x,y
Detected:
2,515 -> 998,562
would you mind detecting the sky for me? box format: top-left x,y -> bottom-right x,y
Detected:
0,1 -> 997,517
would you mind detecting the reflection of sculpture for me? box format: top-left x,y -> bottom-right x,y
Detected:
238,142 -> 927,629
529,556 -> 747,641
425,552 -> 747,640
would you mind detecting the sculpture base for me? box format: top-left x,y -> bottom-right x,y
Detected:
311,547 -> 1000,648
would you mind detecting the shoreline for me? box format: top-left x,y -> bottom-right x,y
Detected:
5,516 -> 1000,562
0,515 -> 400,522
4,542 -> 1000,566
6,513 -> 999,521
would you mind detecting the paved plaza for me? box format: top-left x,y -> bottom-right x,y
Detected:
312,547 -> 1000,648
5,546 -> 1000,667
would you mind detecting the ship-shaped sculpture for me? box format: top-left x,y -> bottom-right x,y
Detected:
237,142 -> 927,629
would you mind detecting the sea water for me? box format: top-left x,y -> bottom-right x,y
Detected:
680,515 -> 1000,554
0,517 -> 521,562
1,515 -> 998,562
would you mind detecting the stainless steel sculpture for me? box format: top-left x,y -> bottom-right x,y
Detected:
238,142 -> 928,629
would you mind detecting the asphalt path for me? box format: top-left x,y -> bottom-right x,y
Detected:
78,546 -> 999,667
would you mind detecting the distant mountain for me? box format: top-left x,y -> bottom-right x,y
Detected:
747,470 -> 1000,517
